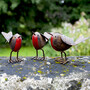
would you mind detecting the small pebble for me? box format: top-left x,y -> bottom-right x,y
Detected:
22,58 -> 27,61
46,62 -> 51,65
60,74 -> 65,77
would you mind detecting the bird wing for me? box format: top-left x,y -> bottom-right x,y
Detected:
61,34 -> 75,45
75,35 -> 89,45
1,31 -> 13,42
9,37 -> 16,50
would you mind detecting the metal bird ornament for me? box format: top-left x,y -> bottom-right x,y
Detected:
48,32 -> 89,64
1,31 -> 22,63
32,32 -> 49,60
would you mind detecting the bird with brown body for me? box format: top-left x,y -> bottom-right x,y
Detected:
32,32 -> 49,60
47,32 -> 89,64
1,31 -> 22,63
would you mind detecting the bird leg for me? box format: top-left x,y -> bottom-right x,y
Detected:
63,52 -> 69,64
9,50 -> 13,63
32,50 -> 39,60
40,49 -> 45,60
15,51 -> 22,62
55,52 -> 69,64
61,52 -> 63,59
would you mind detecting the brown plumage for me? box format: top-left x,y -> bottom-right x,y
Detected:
9,37 -> 16,50
52,35 -> 71,51
37,33 -> 46,49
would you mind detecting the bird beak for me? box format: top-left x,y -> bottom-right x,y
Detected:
32,31 -> 35,35
47,32 -> 53,36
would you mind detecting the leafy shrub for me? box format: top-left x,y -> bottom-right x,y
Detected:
50,15 -> 90,56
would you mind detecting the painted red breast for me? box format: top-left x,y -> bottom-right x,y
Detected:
32,35 -> 40,50
51,36 -> 58,51
13,38 -> 22,52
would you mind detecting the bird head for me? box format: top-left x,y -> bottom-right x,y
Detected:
13,34 -> 22,39
32,31 -> 40,37
47,32 -> 61,39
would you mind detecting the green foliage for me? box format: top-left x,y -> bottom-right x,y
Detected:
0,0 -> 90,46
0,1 -> 8,13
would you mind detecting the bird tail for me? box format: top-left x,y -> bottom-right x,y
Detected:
1,31 -> 13,43
75,35 -> 89,45
43,32 -> 51,42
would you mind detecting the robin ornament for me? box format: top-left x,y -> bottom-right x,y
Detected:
48,32 -> 89,64
1,31 -> 22,63
32,32 -> 49,60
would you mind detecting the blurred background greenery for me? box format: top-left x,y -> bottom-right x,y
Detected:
0,0 -> 90,57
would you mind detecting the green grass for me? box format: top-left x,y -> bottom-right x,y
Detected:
0,46 -> 35,57
0,43 -> 90,57
0,44 -> 60,57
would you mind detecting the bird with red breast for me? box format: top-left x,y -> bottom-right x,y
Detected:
1,31 -> 22,63
47,32 -> 89,64
32,31 -> 49,60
